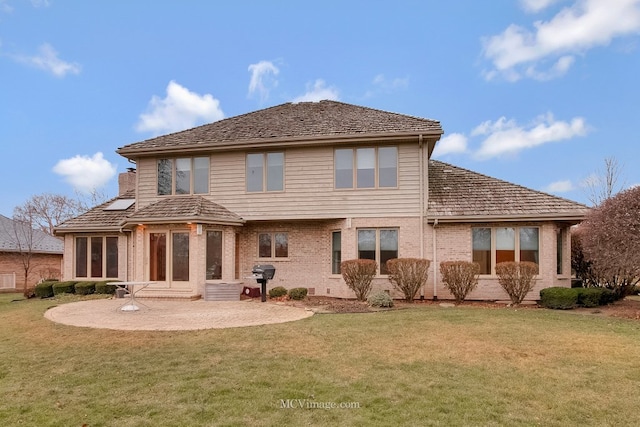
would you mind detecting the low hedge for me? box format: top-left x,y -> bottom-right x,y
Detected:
288,287 -> 308,300
268,286 -> 288,298
52,281 -> 77,295
74,281 -> 96,295
95,281 -> 118,295
540,287 -> 615,310
35,281 -> 57,298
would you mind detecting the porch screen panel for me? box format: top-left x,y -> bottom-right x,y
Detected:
175,158 -> 191,194
206,231 -> 222,280
472,228 -> 491,274
332,231 -> 342,274
75,237 -> 88,277
194,157 -> 209,194
378,147 -> 398,188
150,233 -> 166,281
358,229 -> 376,260
356,148 -> 375,188
172,232 -> 190,281
520,228 -> 539,265
274,233 -> 288,257
106,237 -> 118,278
157,159 -> 172,195
379,229 -> 398,274
335,149 -> 353,188
246,153 -> 263,192
266,153 -> 284,191
90,237 -> 103,278
496,228 -> 515,264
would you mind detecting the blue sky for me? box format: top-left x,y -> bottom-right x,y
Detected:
1,0 -> 639,217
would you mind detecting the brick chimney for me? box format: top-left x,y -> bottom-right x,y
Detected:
118,168 -> 137,196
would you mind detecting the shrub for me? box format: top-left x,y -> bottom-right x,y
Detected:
268,286 -> 288,298
495,261 -> 538,305
52,281 -> 77,295
440,261 -> 480,304
288,287 -> 308,300
34,281 -> 56,298
95,281 -> 118,295
539,287 -> 578,309
74,281 -> 96,295
386,258 -> 431,302
341,259 -> 378,301
367,291 -> 394,308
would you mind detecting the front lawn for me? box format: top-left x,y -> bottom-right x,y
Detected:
2,293 -> 640,426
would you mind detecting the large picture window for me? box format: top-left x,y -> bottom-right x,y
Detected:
472,227 -> 539,275
357,228 -> 398,274
157,157 -> 209,196
247,152 -> 284,192
335,146 -> 398,189
75,236 -> 118,279
258,232 -> 288,258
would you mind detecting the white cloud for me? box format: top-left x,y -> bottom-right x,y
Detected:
291,79 -> 340,103
372,74 -> 409,91
136,81 -> 224,135
473,112 -> 589,159
432,133 -> 468,157
0,0 -> 13,13
543,179 -> 575,193
247,60 -> 279,103
53,152 -> 117,194
15,43 -> 81,77
520,0 -> 564,13
482,0 -> 640,81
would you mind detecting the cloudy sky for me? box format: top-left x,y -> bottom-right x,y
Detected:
1,0 -> 639,216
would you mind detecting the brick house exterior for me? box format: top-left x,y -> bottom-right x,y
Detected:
54,101 -> 587,301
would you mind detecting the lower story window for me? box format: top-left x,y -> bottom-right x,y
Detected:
75,236 -> 118,279
150,231 -> 189,282
472,227 -> 539,275
357,228 -> 398,274
258,232 -> 288,258
206,230 -> 223,280
332,231 -> 341,274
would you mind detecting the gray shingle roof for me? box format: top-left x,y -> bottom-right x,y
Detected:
428,160 -> 588,221
121,196 -> 244,226
117,100 -> 443,156
54,191 -> 137,234
0,215 -> 63,254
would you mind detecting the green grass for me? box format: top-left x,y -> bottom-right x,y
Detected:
2,293 -> 640,426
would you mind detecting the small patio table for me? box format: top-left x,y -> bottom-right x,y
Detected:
109,281 -> 154,312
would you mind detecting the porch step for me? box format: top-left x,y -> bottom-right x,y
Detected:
205,283 -> 241,301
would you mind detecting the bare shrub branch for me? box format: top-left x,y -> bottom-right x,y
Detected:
386,258 -> 430,302
340,259 -> 378,301
495,261 -> 538,305
440,261 -> 480,304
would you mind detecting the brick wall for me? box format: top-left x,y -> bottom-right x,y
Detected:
0,252 -> 62,291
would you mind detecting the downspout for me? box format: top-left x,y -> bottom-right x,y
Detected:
419,135 -> 424,299
433,218 -> 438,300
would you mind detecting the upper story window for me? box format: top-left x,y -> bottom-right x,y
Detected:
472,227 -> 539,275
247,152 -> 284,192
335,146 -> 398,189
157,157 -> 209,196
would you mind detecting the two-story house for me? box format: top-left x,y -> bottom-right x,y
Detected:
54,101 -> 587,301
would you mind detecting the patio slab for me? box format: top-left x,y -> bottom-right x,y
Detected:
44,298 -> 314,331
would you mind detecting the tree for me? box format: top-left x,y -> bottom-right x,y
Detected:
13,192 -> 93,236
1,212 -> 43,298
583,157 -> 626,206
579,186 -> 640,298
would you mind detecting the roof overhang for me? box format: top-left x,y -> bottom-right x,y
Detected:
54,225 -> 127,235
119,216 -> 245,228
428,212 -> 587,224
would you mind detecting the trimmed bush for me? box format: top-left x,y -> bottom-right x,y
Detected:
268,286 -> 288,298
386,258 -> 431,302
367,291 -> 394,308
578,287 -> 615,307
34,281 -> 56,298
440,261 -> 480,304
74,281 -> 96,295
540,287 -> 578,309
495,261 -> 538,305
95,281 -> 118,295
52,281 -> 77,295
341,259 -> 378,301
288,287 -> 308,300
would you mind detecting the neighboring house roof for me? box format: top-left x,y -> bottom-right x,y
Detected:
117,100 -> 443,156
120,196 -> 244,227
0,214 -> 63,254
54,191 -> 137,234
427,160 -> 588,222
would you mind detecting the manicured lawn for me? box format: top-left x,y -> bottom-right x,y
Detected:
2,293 -> 640,426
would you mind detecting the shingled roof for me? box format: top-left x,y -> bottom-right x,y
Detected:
54,191 -> 136,234
428,160 -> 588,222
0,215 -> 63,253
117,100 -> 443,156
121,196 -> 244,227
